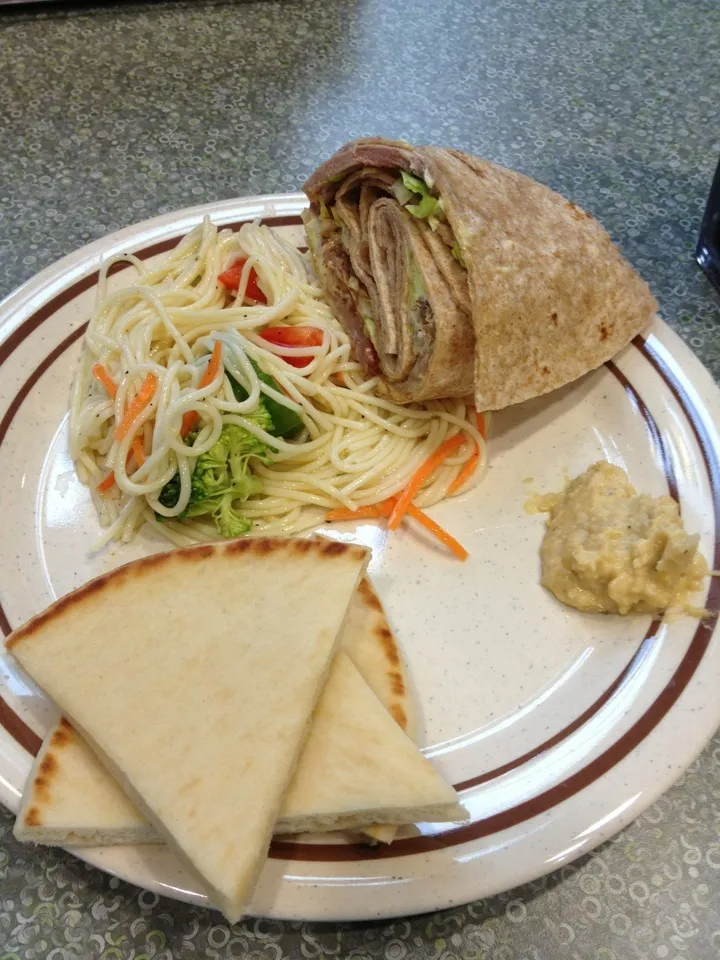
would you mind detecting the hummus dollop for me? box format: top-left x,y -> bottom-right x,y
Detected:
532,461 -> 708,615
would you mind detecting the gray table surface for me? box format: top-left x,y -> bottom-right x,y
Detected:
2,0 -> 720,956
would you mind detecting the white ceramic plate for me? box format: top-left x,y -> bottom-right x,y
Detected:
1,194 -> 719,922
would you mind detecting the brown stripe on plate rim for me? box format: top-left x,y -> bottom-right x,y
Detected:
0,336 -> 714,860
0,323 -> 88,459
0,241 -> 717,861
633,333 -> 720,540
453,619 -> 660,792
0,335 -> 715,860
272,591 -> 714,864
606,358 -> 680,504
271,335 -> 720,860
450,358 -> 673,791
0,698 -> 42,757
442,357 -> 687,789
0,340 -> 672,783
280,577 -> 719,861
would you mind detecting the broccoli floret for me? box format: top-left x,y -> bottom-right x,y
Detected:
212,496 -> 254,538
157,405 -> 273,537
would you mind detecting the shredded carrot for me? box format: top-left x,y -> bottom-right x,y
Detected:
326,505 -> 383,522
326,415 -> 485,559
92,363 -> 117,398
448,447 -> 479,496
97,472 -> 116,493
203,339 -> 223,385
388,433 -> 466,530
115,373 -> 158,441
180,415 -> 198,438
325,495 -> 466,559
448,412 -> 487,495
180,416 -> 197,439
131,435 -> 146,468
325,498 -> 395,522
181,341 -> 224,438
405,503 -> 468,561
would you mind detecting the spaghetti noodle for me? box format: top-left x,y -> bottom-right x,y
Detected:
69,218 -> 488,548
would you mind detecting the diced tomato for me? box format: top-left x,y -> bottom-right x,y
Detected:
218,258 -> 267,304
258,326 -> 323,368
259,326 -> 324,347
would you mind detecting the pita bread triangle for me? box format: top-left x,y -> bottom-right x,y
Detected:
16,651 -> 462,845
7,537 -> 369,923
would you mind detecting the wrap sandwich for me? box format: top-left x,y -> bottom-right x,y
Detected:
303,138 -> 658,409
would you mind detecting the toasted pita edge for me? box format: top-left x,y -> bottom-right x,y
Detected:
6,537 -> 367,652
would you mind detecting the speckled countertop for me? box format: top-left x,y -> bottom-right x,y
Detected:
1,0 -> 720,957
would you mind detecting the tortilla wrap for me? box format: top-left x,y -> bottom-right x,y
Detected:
303,138 -> 657,409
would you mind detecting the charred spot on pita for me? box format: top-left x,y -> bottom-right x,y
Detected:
321,540 -> 348,557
